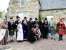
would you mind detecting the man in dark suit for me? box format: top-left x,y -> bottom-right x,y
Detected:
8,17 -> 15,42
33,18 -> 39,27
15,16 -> 20,29
14,16 -> 20,39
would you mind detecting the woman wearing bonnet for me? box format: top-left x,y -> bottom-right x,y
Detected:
17,19 -> 24,42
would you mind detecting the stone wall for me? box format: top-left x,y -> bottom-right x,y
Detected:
40,9 -> 66,22
7,0 -> 66,22
7,0 -> 40,20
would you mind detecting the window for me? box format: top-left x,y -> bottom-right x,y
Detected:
21,0 -> 25,5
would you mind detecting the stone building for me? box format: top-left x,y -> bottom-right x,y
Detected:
7,0 -> 66,21
7,0 -> 40,20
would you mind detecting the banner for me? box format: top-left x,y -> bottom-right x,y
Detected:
0,29 -> 6,41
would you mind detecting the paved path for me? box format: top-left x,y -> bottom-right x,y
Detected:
0,35 -> 66,50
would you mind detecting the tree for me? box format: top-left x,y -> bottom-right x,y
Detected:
0,11 -> 6,19
0,12 -> 3,18
38,13 -> 42,21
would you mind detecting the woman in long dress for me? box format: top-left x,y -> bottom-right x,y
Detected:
56,18 -> 66,41
22,17 -> 28,40
17,21 -> 23,42
42,18 -> 49,39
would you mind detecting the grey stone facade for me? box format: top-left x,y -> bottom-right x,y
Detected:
7,0 -> 66,20
7,0 -> 40,20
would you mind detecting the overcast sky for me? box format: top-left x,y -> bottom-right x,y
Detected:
0,0 -> 10,12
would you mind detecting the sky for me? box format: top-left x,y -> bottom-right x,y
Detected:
0,0 -> 10,12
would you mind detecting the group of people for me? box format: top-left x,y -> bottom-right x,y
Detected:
8,16 -> 42,43
8,16 -> 66,43
1,16 -> 66,45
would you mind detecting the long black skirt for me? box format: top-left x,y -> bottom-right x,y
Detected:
42,29 -> 48,39
28,32 -> 36,43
